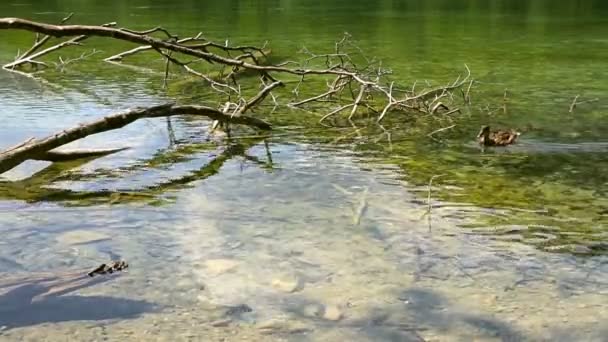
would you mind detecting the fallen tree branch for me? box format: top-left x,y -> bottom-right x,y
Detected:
0,18 -> 283,75
0,103 -> 271,175
0,18 -> 387,87
1,17 -> 471,127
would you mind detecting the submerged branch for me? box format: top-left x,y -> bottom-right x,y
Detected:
32,147 -> 130,162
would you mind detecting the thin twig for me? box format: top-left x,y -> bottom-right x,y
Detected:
422,174 -> 445,231
427,124 -> 456,142
353,186 -> 368,225
503,88 -> 508,115
464,79 -> 473,104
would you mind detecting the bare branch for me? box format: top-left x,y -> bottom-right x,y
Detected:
119,26 -> 177,40
349,84 -> 366,119
18,12 -> 74,60
289,88 -> 340,107
4,21 -> 116,70
104,34 -> 203,62
0,17 -> 474,136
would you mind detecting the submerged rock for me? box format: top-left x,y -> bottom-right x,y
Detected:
204,259 -> 239,275
272,275 -> 301,293
257,319 -> 311,335
323,305 -> 343,321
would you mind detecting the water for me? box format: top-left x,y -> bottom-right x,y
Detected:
1,1 -> 607,341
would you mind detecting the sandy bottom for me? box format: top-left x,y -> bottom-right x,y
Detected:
1,145 -> 606,341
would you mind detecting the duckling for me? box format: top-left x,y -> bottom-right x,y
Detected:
87,260 -> 128,277
477,125 -> 520,146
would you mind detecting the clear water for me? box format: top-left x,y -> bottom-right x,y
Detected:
0,1 -> 607,341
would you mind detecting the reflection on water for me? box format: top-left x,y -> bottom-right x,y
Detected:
0,0 -> 607,340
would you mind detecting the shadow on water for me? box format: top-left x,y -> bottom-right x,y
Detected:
0,288 -> 157,330
394,288 -> 523,341
282,288 -> 525,341
0,277 -> 158,330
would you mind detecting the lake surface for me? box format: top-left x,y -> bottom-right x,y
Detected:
1,1 -> 607,341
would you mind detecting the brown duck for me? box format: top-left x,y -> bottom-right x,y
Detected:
477,125 -> 520,146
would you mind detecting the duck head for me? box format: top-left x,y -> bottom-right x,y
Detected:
477,125 -> 491,140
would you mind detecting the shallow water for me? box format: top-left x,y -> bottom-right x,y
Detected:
0,1 -> 607,341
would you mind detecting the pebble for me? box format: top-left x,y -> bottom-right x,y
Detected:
257,319 -> 310,334
210,319 -> 232,327
204,259 -> 239,275
56,230 -> 110,245
323,305 -> 343,321
272,276 -> 301,293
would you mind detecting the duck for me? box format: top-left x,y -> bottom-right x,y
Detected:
477,125 -> 520,146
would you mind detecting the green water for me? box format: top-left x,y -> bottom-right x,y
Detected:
0,1 -> 607,341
